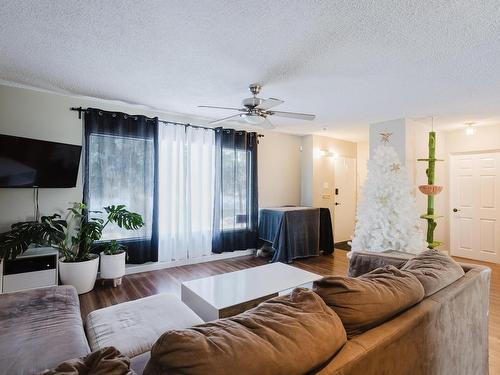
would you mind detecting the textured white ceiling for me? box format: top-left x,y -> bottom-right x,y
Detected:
1,1 -> 500,141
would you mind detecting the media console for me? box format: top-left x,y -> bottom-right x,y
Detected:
1,247 -> 58,293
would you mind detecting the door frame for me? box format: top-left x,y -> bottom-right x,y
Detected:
449,149 -> 500,263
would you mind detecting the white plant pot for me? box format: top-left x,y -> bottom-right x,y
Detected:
100,251 -> 126,280
59,255 -> 99,295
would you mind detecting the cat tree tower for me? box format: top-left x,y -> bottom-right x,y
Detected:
418,128 -> 443,249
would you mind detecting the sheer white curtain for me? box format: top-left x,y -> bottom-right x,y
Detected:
158,124 -> 215,261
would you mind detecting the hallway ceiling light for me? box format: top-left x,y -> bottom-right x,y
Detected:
465,122 -> 476,136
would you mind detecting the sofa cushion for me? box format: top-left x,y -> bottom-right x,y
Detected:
401,249 -> 465,297
86,294 -> 203,358
348,250 -> 412,277
143,288 -> 347,375
0,285 -> 90,375
313,265 -> 425,337
39,346 -> 135,375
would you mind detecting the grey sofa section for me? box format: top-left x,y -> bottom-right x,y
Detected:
0,285 -> 90,375
85,293 -> 204,358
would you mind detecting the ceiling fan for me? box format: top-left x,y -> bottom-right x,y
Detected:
198,84 -> 316,129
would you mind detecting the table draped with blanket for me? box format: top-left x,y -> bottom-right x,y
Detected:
258,207 -> 334,263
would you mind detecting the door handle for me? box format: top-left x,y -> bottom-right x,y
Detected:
453,208 -> 460,212
334,202 -> 341,206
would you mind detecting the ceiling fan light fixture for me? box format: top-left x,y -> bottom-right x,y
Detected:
199,84 -> 315,127
241,113 -> 265,125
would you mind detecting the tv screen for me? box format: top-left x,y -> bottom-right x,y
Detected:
0,134 -> 82,188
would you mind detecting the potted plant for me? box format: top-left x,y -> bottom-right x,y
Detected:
0,214 -> 67,261
0,202 -> 144,294
57,203 -> 144,294
100,240 -> 127,286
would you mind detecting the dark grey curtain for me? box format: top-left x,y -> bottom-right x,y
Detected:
83,108 -> 159,264
212,128 -> 258,253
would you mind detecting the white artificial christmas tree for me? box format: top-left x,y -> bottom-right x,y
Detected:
350,134 -> 426,254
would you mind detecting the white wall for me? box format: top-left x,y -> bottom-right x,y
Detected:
310,135 -> 357,208
445,124 -> 500,154
0,85 -> 86,231
300,135 -> 314,207
370,119 -> 408,164
369,118 -> 419,179
356,141 -> 369,200
0,84 -> 302,231
258,131 -> 302,208
300,134 -> 357,208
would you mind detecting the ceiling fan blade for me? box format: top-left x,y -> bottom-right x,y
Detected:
209,114 -> 242,125
260,117 -> 275,129
198,105 -> 244,112
269,110 -> 315,121
256,98 -> 284,110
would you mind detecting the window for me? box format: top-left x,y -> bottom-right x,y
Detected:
157,124 -> 215,261
84,108 -> 158,264
221,148 -> 250,230
87,133 -> 154,241
212,129 -> 258,253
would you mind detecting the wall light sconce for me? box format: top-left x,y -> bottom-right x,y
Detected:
465,122 -> 476,136
320,149 -> 339,159
319,149 -> 329,157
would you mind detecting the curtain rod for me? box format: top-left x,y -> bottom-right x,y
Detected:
70,107 -> 264,137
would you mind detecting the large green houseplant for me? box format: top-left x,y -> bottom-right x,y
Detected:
0,202 -> 144,294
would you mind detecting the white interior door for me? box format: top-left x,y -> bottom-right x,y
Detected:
450,152 -> 500,263
333,157 -> 357,243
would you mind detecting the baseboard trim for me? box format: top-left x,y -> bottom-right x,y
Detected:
123,250 -> 255,276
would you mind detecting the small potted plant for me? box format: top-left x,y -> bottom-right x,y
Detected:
100,240 -> 127,287
0,202 -> 144,294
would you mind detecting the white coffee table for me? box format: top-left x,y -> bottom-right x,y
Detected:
181,262 -> 322,322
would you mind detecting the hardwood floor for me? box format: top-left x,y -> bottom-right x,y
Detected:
79,251 -> 349,318
79,250 -> 498,373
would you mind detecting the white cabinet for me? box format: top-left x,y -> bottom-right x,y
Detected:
2,247 -> 58,293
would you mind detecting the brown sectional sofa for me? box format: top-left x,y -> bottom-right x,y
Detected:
0,259 -> 491,375
315,263 -> 490,375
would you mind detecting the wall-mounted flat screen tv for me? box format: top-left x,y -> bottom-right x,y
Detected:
0,134 -> 82,188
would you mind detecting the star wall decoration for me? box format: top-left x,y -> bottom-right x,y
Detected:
380,132 -> 393,143
390,163 -> 401,172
